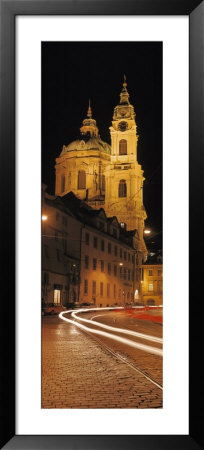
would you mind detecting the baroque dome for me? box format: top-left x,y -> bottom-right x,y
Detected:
60,100 -> 111,157
60,136 -> 111,156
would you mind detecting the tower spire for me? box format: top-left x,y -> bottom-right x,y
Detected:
123,74 -> 127,88
80,99 -> 99,137
87,99 -> 92,118
120,74 -> 129,104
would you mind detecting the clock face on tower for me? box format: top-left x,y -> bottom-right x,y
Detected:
118,121 -> 128,132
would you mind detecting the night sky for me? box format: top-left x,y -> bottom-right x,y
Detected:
42,42 -> 162,251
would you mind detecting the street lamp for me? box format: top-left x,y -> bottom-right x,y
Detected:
144,228 -> 151,235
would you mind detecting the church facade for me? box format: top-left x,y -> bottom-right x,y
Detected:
55,77 -> 147,261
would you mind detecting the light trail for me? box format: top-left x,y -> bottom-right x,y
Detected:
71,309 -> 163,344
59,309 -> 163,357
90,314 -> 107,321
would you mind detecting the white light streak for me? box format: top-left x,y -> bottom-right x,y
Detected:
72,310 -> 163,344
59,309 -> 163,357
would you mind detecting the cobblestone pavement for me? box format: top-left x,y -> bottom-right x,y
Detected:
42,315 -> 162,409
78,310 -> 163,386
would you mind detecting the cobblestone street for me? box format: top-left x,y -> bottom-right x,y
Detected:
42,316 -> 162,408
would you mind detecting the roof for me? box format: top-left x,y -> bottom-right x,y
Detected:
143,253 -> 163,265
59,191 -> 138,248
60,191 -> 92,213
107,216 -> 120,227
60,136 -> 111,156
44,195 -> 75,218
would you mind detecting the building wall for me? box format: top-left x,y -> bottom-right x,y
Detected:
42,270 -> 68,306
42,187 -> 144,309
141,264 -> 163,306
104,162 -> 146,246
42,192 -> 81,306
80,226 -> 142,307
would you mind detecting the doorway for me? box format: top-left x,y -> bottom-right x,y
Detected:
54,289 -> 61,304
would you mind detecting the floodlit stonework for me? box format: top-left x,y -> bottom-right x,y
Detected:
55,100 -> 110,203
55,77 -> 147,261
105,76 -> 146,256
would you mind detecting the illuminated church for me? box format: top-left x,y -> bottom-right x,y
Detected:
55,77 -> 147,258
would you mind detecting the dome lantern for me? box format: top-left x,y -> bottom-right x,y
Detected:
80,100 -> 99,137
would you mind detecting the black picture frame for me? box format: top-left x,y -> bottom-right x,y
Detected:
0,1 -> 203,449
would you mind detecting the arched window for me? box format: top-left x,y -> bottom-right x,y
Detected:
119,139 -> 127,155
118,179 -> 127,198
61,174 -> 65,193
78,170 -> 86,189
102,175 -> 105,191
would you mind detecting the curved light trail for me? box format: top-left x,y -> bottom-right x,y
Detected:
59,308 -> 163,357
72,310 -> 163,344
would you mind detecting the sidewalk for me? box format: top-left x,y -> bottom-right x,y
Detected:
42,316 -> 162,408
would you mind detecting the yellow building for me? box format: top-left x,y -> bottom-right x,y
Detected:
79,213 -> 141,307
42,186 -> 143,308
141,258 -> 163,306
55,76 -> 147,262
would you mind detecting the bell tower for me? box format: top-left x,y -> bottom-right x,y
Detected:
104,76 -> 147,257
110,75 -> 138,162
